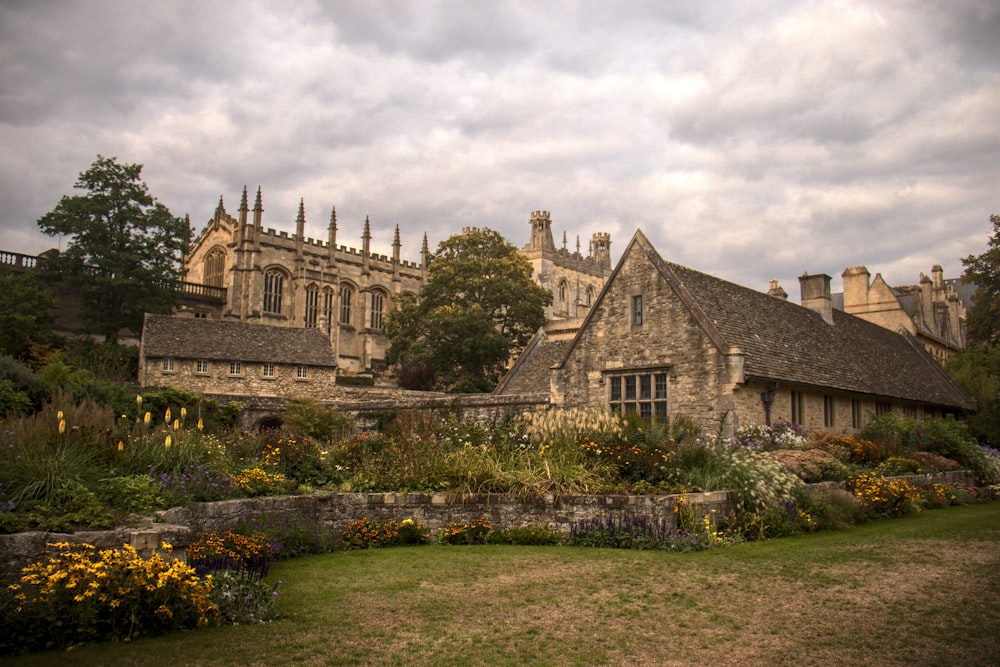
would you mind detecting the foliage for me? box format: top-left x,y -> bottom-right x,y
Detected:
960,213 -> 1000,346
386,227 -> 552,392
1,541 -> 217,655
0,378 -> 33,418
808,432 -> 888,465
187,529 -> 276,580
733,421 -> 808,450
230,512 -> 339,559
340,517 -> 429,549
0,355 -> 52,412
566,514 -> 725,552
946,343 -> 1000,446
281,398 -> 351,443
208,569 -> 281,626
94,474 -> 167,516
847,472 -> 924,519
0,269 -> 55,360
438,517 -> 492,545
36,155 -> 192,342
517,407 -> 625,448
485,525 -> 564,545
767,448 -> 851,482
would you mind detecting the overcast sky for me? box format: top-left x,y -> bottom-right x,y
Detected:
1,1 -> 997,299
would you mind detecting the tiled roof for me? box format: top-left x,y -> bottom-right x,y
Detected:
141,314 -> 337,367
494,332 -> 570,395
628,233 -> 975,410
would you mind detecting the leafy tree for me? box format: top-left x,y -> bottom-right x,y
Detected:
946,344 -> 1000,447
37,156 -> 191,342
961,213 -> 1000,346
0,270 -> 55,359
386,228 -> 552,392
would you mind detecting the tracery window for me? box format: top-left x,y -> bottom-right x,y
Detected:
263,269 -> 285,315
304,284 -> 320,328
340,284 -> 353,325
322,286 -> 335,332
370,291 -> 386,329
204,248 -> 226,287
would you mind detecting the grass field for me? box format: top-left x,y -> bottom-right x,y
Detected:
6,502 -> 1000,666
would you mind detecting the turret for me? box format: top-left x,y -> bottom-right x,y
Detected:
327,206 -> 338,268
362,216 -> 371,276
528,210 -> 556,252
392,224 -> 401,283
592,232 -> 611,271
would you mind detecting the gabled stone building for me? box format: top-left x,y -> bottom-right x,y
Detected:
139,313 -> 338,399
498,230 -> 976,437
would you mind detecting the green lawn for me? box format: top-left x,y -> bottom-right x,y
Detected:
6,502 -> 1000,666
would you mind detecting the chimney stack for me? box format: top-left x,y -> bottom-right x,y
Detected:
799,273 -> 834,325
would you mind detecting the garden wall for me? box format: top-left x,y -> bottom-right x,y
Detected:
0,489 -> 729,581
0,470 -> 975,582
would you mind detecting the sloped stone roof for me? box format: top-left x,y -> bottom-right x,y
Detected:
632,234 -> 975,410
141,314 -> 337,367
494,332 -> 571,395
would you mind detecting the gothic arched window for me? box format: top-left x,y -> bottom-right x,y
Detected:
340,284 -> 354,325
370,290 -> 387,329
263,268 -> 286,315
204,247 -> 225,287
322,286 -> 335,332
304,284 -> 320,328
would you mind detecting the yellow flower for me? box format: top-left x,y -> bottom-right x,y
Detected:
57,410 -> 64,421
117,441 -> 124,452
180,407 -> 187,420
165,407 -> 172,423
144,412 -> 151,427
173,419 -> 180,431
58,419 -> 66,434
136,395 -> 143,409
165,434 -> 172,450
197,418 -> 204,430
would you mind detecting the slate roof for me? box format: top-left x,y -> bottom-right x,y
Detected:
557,231 -> 976,411
494,331 -> 571,395
141,314 -> 337,367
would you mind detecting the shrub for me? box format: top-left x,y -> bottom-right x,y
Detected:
808,432 -> 886,465
209,569 -> 281,626
767,449 -> 850,482
517,407 -> 624,448
485,525 -> 564,546
566,514 -> 718,552
734,421 -> 808,450
187,529 -> 277,579
0,378 -> 32,418
340,517 -> 429,549
793,487 -> 865,531
282,399 -> 352,442
231,511 -> 338,559
847,472 -> 924,519
95,474 -> 167,516
1,541 -> 217,655
439,517 -> 492,545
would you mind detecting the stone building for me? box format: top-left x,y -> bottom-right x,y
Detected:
181,190 -> 612,377
139,313 -> 338,399
835,265 -> 972,362
521,210 -> 613,323
497,230 -> 975,437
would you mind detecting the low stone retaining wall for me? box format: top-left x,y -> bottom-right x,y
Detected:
0,490 -> 728,582
0,470 -> 977,582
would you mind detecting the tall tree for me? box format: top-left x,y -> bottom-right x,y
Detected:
386,228 -> 552,392
0,270 -> 55,359
962,213 -> 1000,346
37,156 -> 191,342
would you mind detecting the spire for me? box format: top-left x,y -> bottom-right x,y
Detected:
562,230 -> 568,250
214,195 -> 225,222
421,232 -> 429,281
392,225 -> 401,261
253,187 -> 263,229
236,186 -> 248,243
239,186 -> 249,216
296,198 -> 306,236
362,216 -> 371,276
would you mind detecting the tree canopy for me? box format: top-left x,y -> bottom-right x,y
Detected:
0,270 -> 55,360
385,228 -> 552,392
961,213 -> 1000,346
37,156 -> 191,342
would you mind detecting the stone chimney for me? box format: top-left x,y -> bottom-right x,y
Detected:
767,279 -> 788,300
799,273 -> 834,325
841,266 -> 870,313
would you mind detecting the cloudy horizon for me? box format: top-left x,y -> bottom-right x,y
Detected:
1,1 -> 997,298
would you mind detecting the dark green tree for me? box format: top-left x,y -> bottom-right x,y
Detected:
386,228 -> 552,392
947,340 -> 1000,447
0,270 -> 55,359
961,213 -> 1000,346
37,156 -> 191,342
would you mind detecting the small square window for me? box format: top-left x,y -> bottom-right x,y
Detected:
297,365 -> 308,379
229,361 -> 241,376
262,363 -> 275,378
162,358 -> 175,372
195,360 -> 209,374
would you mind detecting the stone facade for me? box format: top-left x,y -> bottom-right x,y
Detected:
541,231 -> 975,437
139,314 -> 338,399
838,265 -> 971,362
521,210 -> 613,322
182,194 -> 613,376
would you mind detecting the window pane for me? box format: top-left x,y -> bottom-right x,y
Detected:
625,376 -> 636,400
655,374 -> 668,399
610,376 -> 621,401
639,375 -> 651,400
